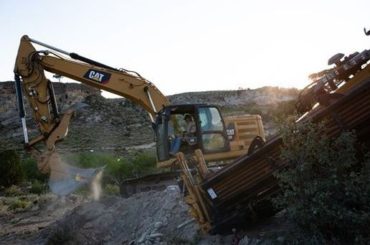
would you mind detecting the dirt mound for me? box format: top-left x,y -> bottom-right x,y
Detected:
42,186 -> 199,244
0,188 -> 281,244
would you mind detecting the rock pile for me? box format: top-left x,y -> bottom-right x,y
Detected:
43,186 -> 200,244
0,188 -> 279,245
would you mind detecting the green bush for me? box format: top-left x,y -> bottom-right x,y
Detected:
8,198 -> 31,211
104,184 -> 120,195
104,151 -> 157,184
29,180 -> 46,195
69,151 -> 157,185
4,185 -> 23,196
73,152 -> 118,169
21,157 -> 48,182
130,151 -> 157,176
274,122 -> 370,243
0,150 -> 24,188
104,157 -> 132,184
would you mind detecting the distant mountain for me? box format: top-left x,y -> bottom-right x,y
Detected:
169,87 -> 298,107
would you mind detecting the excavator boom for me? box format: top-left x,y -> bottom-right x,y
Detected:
13,35 -> 169,195
14,35 -> 169,122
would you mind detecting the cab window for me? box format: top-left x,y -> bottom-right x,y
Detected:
198,107 -> 228,152
199,107 -> 223,132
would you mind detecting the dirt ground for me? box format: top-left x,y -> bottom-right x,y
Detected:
0,187 -> 287,245
0,193 -> 85,244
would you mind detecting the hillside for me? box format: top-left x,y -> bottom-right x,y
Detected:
0,81 -> 298,153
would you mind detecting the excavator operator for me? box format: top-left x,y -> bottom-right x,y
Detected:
169,114 -> 196,155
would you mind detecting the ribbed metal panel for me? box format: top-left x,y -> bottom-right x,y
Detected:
202,78 -> 370,232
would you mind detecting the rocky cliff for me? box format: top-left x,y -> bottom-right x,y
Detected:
0,81 -> 152,153
0,81 -> 298,153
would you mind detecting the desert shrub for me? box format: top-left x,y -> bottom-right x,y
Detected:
274,122 -> 370,244
104,151 -> 157,184
104,184 -> 120,195
29,180 -> 47,195
4,185 -> 23,196
104,157 -> 132,184
130,151 -> 157,176
73,152 -> 118,168
21,157 -> 48,182
71,151 -> 157,185
0,150 -> 24,187
8,198 -> 31,211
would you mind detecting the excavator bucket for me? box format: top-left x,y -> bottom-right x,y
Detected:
36,150 -> 104,197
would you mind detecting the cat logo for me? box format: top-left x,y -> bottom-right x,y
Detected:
83,69 -> 111,84
226,122 -> 236,140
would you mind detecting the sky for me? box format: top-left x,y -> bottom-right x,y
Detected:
1,0 -> 369,96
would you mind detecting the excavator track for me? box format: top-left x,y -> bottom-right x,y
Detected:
120,171 -> 179,198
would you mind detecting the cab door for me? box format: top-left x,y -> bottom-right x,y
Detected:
196,106 -> 230,154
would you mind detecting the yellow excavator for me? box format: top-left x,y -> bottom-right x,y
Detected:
13,35 -> 265,196
13,33 -> 370,233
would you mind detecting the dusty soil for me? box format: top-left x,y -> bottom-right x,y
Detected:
0,187 -> 287,245
0,193 -> 85,244
0,187 -> 205,244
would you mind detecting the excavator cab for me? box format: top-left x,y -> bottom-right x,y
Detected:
155,104 -> 230,165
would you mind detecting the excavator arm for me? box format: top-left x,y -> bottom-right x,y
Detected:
13,35 -> 169,195
14,35 -> 169,152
